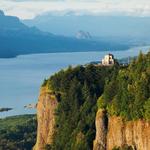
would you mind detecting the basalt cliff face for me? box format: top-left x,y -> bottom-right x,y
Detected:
93,109 -> 107,150
34,91 -> 150,150
33,87 -> 58,150
93,109 -> 150,150
34,89 -> 150,150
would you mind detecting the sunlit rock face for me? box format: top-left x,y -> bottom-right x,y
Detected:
93,109 -> 107,150
34,87 -> 58,150
93,109 -> 150,150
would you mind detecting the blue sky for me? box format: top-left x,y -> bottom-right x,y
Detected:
0,0 -> 150,19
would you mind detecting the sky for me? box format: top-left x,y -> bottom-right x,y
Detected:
0,0 -> 150,19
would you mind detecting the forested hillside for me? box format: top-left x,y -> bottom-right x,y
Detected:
99,52 -> 150,120
43,64 -> 119,150
0,115 -> 37,150
41,52 -> 150,150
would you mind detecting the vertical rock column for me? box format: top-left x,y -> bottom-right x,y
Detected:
34,87 -> 58,150
93,109 -> 108,150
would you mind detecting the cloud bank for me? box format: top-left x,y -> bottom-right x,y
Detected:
0,0 -> 150,19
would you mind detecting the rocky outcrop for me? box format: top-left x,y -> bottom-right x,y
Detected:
107,117 -> 150,150
93,109 -> 150,150
33,86 -> 58,150
93,109 -> 108,150
33,86 -> 150,150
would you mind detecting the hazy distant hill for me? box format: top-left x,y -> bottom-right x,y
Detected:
0,10 -> 129,58
23,11 -> 150,44
76,30 -> 92,40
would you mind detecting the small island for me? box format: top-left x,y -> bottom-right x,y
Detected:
24,103 -> 37,109
0,108 -> 13,112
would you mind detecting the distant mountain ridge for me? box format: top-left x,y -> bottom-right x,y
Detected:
76,30 -> 92,40
0,10 -> 49,37
23,11 -> 150,44
0,10 -> 129,58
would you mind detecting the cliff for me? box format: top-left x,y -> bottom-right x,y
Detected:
93,109 -> 150,150
33,86 -> 58,150
33,53 -> 150,150
93,109 -> 107,150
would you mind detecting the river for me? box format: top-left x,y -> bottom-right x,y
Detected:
0,46 -> 149,117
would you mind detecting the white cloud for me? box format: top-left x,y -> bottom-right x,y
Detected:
0,0 -> 150,19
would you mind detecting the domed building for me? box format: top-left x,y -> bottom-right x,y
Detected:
102,54 -> 115,66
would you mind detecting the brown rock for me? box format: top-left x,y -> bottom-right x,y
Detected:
93,109 -> 107,150
107,117 -> 150,150
33,87 -> 58,150
93,109 -> 150,150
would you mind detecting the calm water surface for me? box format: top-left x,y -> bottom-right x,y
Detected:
0,46 -> 150,117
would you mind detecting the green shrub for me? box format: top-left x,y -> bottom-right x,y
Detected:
0,115 -> 37,150
143,98 -> 150,120
112,145 -> 134,150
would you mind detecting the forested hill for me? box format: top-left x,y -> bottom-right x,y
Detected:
0,10 -> 128,58
39,51 -> 150,150
0,115 -> 36,150
42,64 -> 119,150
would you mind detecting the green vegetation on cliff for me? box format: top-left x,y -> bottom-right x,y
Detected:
44,64 -> 119,150
0,115 -> 37,150
98,52 -> 150,120
0,52 -> 149,150
112,145 -> 134,150
41,51 -> 150,150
